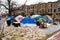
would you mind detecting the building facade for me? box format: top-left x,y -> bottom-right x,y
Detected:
11,0 -> 60,16
24,0 -> 60,15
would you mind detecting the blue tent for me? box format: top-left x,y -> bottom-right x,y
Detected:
7,15 -> 14,21
20,17 -> 36,24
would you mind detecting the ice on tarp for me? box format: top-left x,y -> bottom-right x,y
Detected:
20,17 -> 36,24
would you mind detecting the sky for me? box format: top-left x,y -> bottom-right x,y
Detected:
1,0 -> 58,5
13,0 -> 58,5
26,0 -> 57,5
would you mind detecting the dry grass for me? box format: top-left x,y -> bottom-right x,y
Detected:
2,27 -> 48,40
2,24 -> 60,40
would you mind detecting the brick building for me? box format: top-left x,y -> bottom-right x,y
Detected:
24,0 -> 60,15
11,0 -> 60,16
47,2 -> 57,14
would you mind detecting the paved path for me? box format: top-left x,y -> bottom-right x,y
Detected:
47,31 -> 60,40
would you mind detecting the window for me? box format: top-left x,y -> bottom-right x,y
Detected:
51,9 -> 52,12
48,9 -> 49,12
42,4 -> 45,8
48,4 -> 51,7
51,4 -> 52,7
48,4 -> 52,7
54,9 -> 56,12
48,9 -> 52,12
33,6 -> 34,8
58,8 -> 60,12
54,4 -> 56,7
34,6 -> 35,8
42,9 -> 44,12
58,4 -> 60,7
28,7 -> 30,9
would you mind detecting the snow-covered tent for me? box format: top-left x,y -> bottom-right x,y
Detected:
43,15 -> 53,23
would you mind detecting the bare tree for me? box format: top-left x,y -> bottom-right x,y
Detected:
0,0 -> 17,15
0,0 -> 28,15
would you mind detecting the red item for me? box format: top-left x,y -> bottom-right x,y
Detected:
18,18 -> 23,20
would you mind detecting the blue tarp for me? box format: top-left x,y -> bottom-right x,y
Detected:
34,16 -> 42,20
20,17 -> 35,24
38,18 -> 47,22
7,15 -> 14,21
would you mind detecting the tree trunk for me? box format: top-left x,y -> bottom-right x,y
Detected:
8,0 -> 11,15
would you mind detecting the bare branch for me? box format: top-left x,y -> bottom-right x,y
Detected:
20,0 -> 27,10
11,2 -> 17,8
22,0 -> 27,12
0,4 -> 9,9
7,0 -> 11,3
24,0 -> 27,5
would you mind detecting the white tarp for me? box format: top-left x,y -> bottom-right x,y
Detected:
43,15 -> 53,23
15,15 -> 24,22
